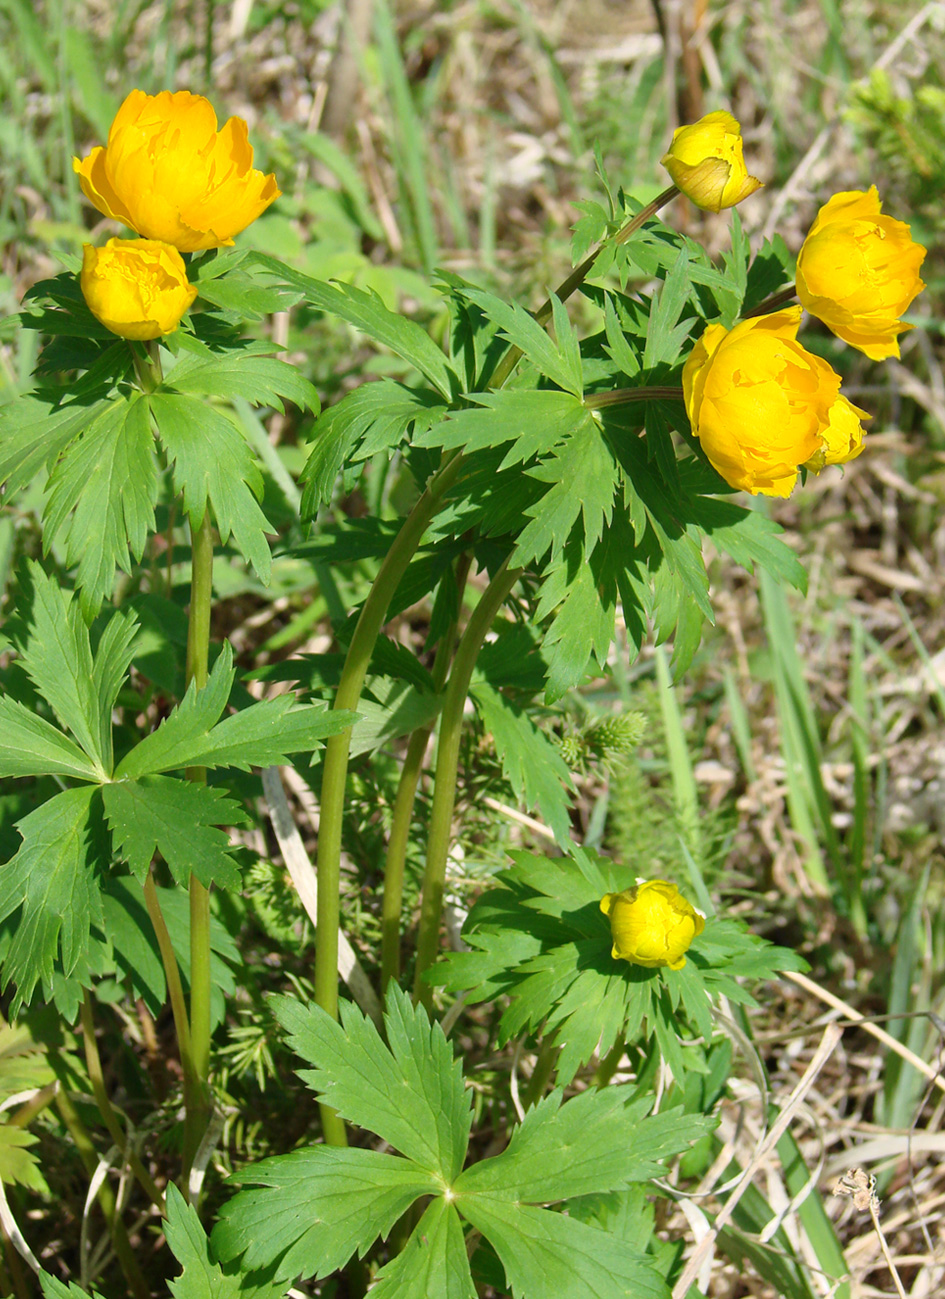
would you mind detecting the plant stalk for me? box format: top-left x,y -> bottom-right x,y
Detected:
182,507 -> 215,1182
79,993 -> 164,1210
521,1035 -> 560,1109
413,561 -> 522,1006
314,454 -> 466,1144
583,384 -> 684,410
742,284 -> 798,318
488,183 -> 680,389
380,554 -> 472,989
143,869 -> 198,1098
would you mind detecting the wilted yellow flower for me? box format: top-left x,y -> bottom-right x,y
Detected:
600,880 -> 705,971
81,239 -> 198,340
73,89 -> 280,253
796,187 -> 926,361
660,111 -> 763,212
682,307 -> 856,497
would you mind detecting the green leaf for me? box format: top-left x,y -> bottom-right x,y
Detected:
150,392 -> 274,583
0,394 -> 109,498
0,786 -> 101,1012
470,684 -> 573,846
165,1184 -> 288,1299
300,380 -> 446,516
534,551 -> 617,702
40,1274 -> 105,1299
43,394 -> 157,618
413,389 -> 586,464
164,353 -> 318,414
512,411 -> 618,566
458,286 -> 583,396
15,563 -> 111,774
0,697 -> 101,781
102,776 -> 244,890
115,643 -> 357,780
270,984 -> 471,1180
212,1147 -> 436,1280
458,1197 -> 668,1299
195,273 -> 304,322
250,255 -> 459,400
456,1087 -> 712,1202
370,1200 -> 476,1299
0,1123 -> 44,1191
642,249 -> 694,369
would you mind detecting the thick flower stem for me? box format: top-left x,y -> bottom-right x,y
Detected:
594,1038 -> 626,1088
413,561 -> 522,1007
314,455 -> 466,1144
583,385 -> 684,410
143,870 -> 198,1102
182,508 -> 214,1185
487,184 -> 680,390
380,554 -> 472,990
521,1036 -> 560,1109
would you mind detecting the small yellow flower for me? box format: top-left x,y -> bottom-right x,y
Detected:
660,111 -> 763,212
682,307 -> 857,497
80,238 -> 198,340
803,395 -> 870,474
600,880 -> 705,971
796,188 -> 926,361
73,89 -> 280,253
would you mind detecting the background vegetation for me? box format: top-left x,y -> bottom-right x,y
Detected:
0,0 -> 943,1295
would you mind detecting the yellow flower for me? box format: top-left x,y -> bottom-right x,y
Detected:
803,395 -> 870,474
73,89 -> 280,253
796,187 -> 926,361
80,238 -> 198,340
660,111 -> 763,212
600,880 -> 705,971
682,307 -> 853,497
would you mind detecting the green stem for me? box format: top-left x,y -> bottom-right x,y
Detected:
315,454 -> 466,1145
583,384 -> 683,410
743,284 -> 798,318
143,869 -> 198,1097
595,1038 -> 626,1088
183,508 -> 214,1184
488,183 -> 680,389
380,554 -> 472,990
53,1084 -> 151,1299
413,561 -> 522,1006
521,1035 -> 560,1110
79,993 -> 164,1210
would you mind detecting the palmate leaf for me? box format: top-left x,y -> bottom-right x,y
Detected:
299,380 -> 447,515
471,684 -> 573,846
369,1200 -> 476,1299
0,697 -> 100,781
456,285 -> 583,397
150,392 -> 274,583
163,352 -> 318,414
413,389 -> 586,464
102,777 -> 244,890
212,1147 -> 437,1281
431,848 -> 806,1085
0,785 -> 102,1014
165,1184 -> 288,1299
270,986 -> 471,1180
214,985 -> 685,1297
40,1275 -> 105,1299
250,254 -> 460,400
0,393 -> 111,498
0,1124 -> 44,1191
43,393 -> 158,619
459,1198 -> 668,1299
114,642 -> 356,780
532,541 -> 618,702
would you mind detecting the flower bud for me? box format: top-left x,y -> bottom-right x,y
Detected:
80,238 -> 197,340
682,307 -> 857,497
600,880 -> 704,971
796,187 -> 926,361
660,111 -> 763,212
74,89 -> 280,253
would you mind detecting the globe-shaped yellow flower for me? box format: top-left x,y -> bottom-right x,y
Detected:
600,880 -> 705,971
682,307 -> 867,497
80,239 -> 198,340
73,89 -> 280,253
660,111 -> 763,212
796,187 -> 926,361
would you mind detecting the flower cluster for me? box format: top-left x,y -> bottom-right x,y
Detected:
663,113 -> 926,496
75,90 -> 279,340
